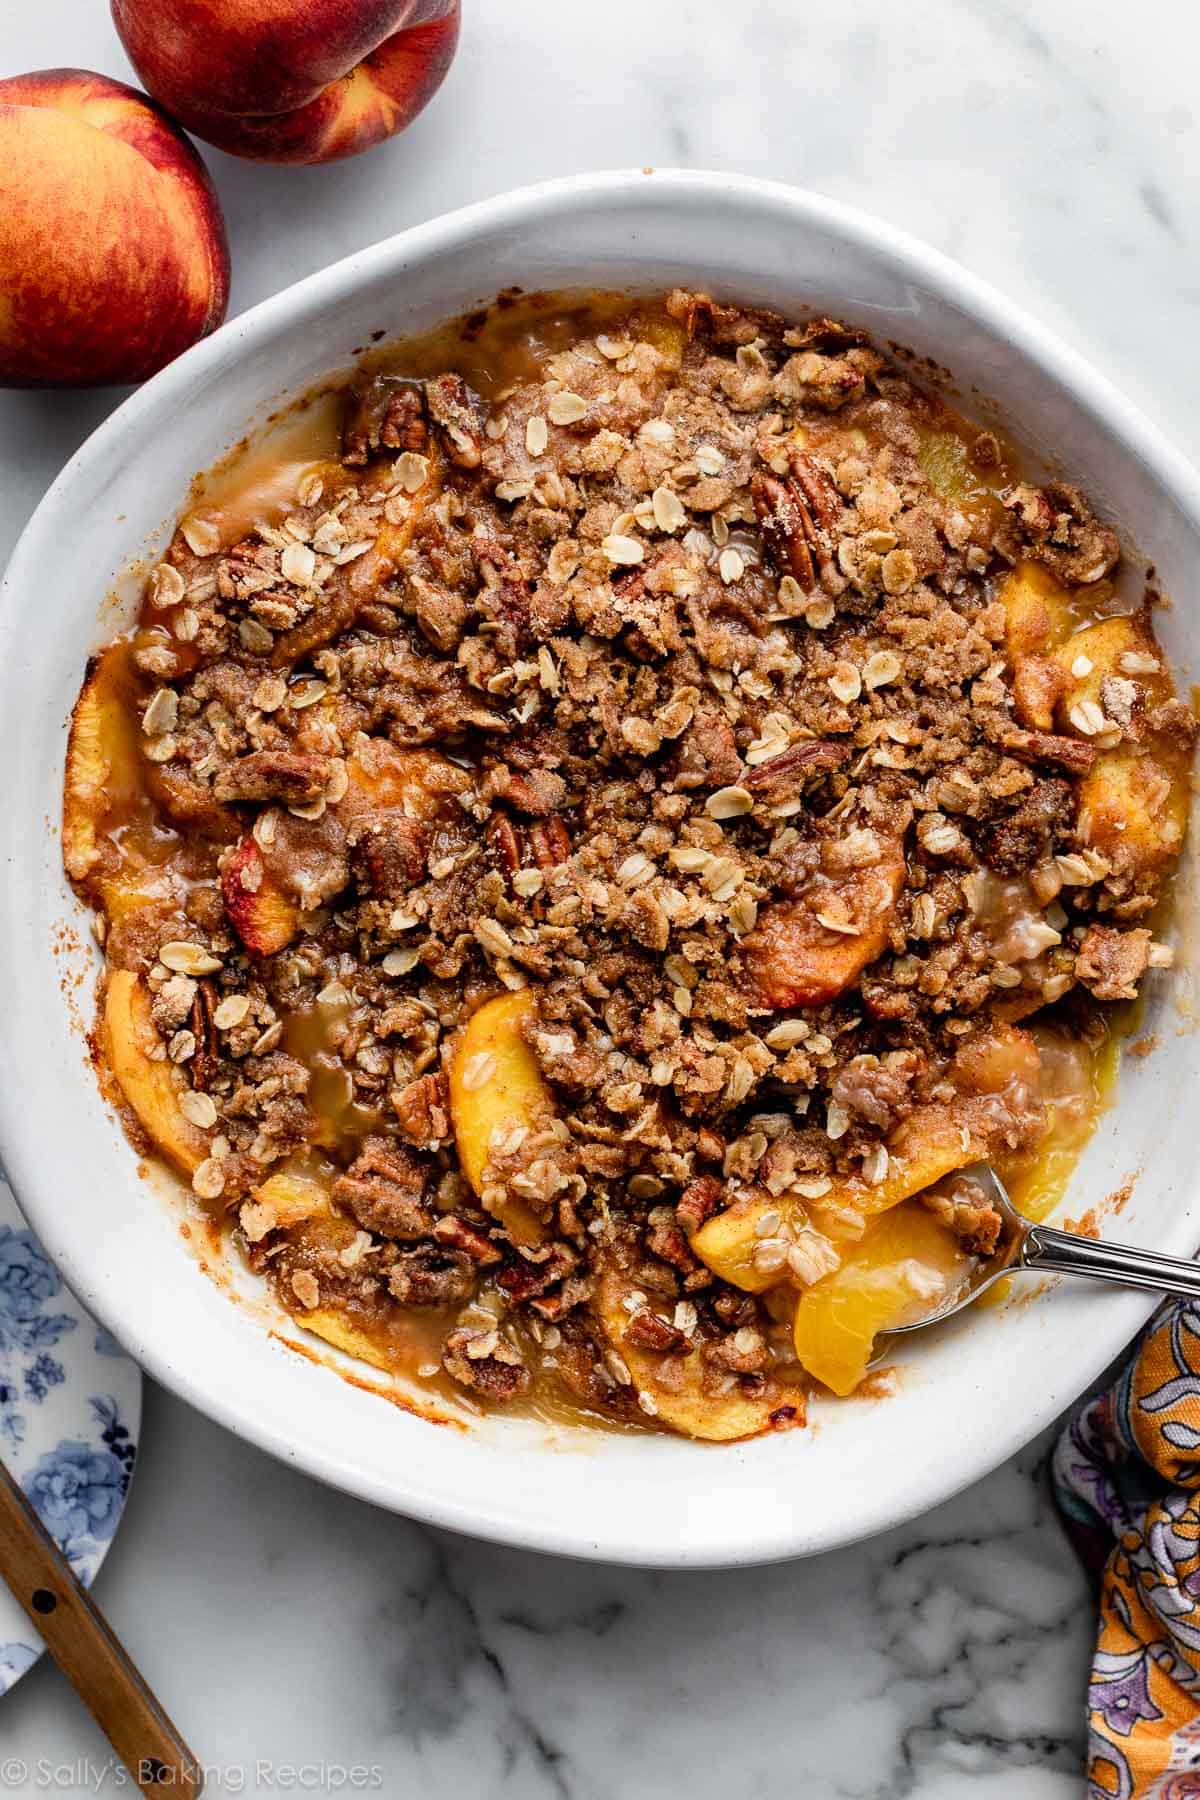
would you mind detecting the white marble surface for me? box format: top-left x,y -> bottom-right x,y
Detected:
2,0 -> 1197,1790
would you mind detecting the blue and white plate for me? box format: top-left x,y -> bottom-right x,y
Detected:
0,1172 -> 141,1694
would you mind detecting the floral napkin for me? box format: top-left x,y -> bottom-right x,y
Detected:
1055,1299 -> 1200,1795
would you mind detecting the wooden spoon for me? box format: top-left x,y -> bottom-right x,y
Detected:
0,1460 -> 201,1794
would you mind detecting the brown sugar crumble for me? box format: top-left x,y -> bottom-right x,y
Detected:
64,290 -> 1193,1434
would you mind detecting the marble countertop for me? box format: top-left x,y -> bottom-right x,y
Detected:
2,0 -> 1197,1791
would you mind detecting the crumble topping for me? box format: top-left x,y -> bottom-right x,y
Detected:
66,290 -> 1193,1433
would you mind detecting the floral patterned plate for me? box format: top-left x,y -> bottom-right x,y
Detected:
0,1171 -> 141,1694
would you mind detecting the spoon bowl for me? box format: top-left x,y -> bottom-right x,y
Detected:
879,1164 -> 1200,1346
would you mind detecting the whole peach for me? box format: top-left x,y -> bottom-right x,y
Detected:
112,0 -> 461,165
0,70 -> 230,388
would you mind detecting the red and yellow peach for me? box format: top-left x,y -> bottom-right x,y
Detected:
0,69 -> 230,387
111,0 -> 461,165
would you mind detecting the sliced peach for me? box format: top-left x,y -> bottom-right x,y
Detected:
103,969 -> 210,1175
1011,654 -> 1068,731
744,837 -> 906,1009
999,559 -> 1074,660
95,869 -> 176,925
240,1168 -> 331,1240
691,1102 -> 984,1294
1079,746 -> 1189,885
341,741 -> 471,824
951,1019 -> 1041,1100
63,647 -> 143,882
221,836 -> 300,956
641,316 -> 688,370
449,990 -> 553,1246
1050,613 -> 1169,713
792,1202 -> 972,1396
298,1308 -> 394,1373
1049,614 -> 1188,884
593,1263 -> 803,1442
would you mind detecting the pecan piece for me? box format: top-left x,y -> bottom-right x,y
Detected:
474,537 -> 532,645
787,447 -> 841,539
388,1246 -> 476,1307
625,1309 -> 689,1354
704,1330 -> 769,1375
665,287 -> 787,346
391,1073 -> 450,1148
442,1327 -> 530,1401
676,1175 -> 722,1234
744,739 -> 848,796
342,374 -> 427,465
787,316 -> 871,352
496,1243 -> 579,1304
486,812 -> 522,874
213,750 -> 332,805
351,816 -> 428,899
432,1214 -> 504,1266
752,470 -> 816,590
978,778 -> 1075,877
425,372 -> 484,469
188,979 -> 220,1091
645,1211 -> 708,1285
671,709 -> 742,791
332,1137 -> 432,1240
987,722 -> 1097,775
528,815 -> 571,869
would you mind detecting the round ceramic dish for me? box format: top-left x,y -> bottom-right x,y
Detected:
0,171 -> 1196,1568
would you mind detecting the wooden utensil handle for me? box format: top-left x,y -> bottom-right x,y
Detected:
0,1462 -> 201,1795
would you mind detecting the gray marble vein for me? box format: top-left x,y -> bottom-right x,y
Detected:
2,0 -> 1196,1791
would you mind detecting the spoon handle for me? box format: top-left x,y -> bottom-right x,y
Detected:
0,1460 -> 202,1794
1022,1222 -> 1200,1299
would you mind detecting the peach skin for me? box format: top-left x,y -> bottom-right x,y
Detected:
112,0 -> 461,165
0,69 -> 229,388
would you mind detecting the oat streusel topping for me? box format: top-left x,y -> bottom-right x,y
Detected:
65,290 -> 1193,1432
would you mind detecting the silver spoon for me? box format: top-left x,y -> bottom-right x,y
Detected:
878,1162 -> 1200,1343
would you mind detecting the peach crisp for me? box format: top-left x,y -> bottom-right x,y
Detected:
64,290 -> 1192,1438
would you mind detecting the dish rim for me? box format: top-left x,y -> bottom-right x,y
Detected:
2,167 -> 1198,1567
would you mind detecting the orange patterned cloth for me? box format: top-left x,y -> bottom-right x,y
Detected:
1054,1301 -> 1200,1796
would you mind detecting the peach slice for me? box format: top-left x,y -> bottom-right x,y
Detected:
999,559 -> 1074,661
593,1264 -> 803,1442
691,1102 -> 985,1294
241,1168 -> 331,1240
1050,613 -> 1166,712
63,647 -> 143,883
220,836 -> 301,956
341,740 -> 470,824
743,835 -> 906,1009
1000,562 -> 1077,728
298,1307 -> 395,1372
449,990 -> 553,1246
693,1024 -> 1038,1293
104,969 -> 210,1175
1050,614 -> 1189,884
1079,746 -> 1189,886
792,1202 -> 972,1396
